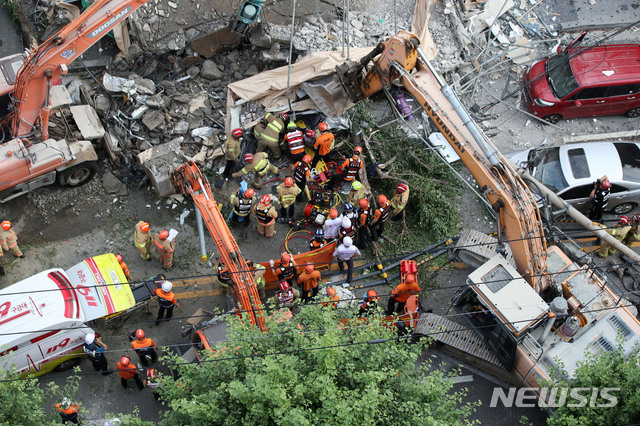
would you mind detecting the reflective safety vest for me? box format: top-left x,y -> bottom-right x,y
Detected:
277,290 -> 295,306
340,225 -> 355,239
286,130 -> 305,154
309,238 -> 327,250
155,288 -> 176,308
132,338 -> 156,355
261,113 -> 284,142
293,162 -> 310,184
358,209 -> 372,228
231,194 -> 253,217
255,206 -> 273,224
344,158 -> 361,181
279,261 -> 297,280
374,202 -> 391,224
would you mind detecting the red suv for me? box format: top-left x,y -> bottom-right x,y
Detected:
523,35 -> 640,124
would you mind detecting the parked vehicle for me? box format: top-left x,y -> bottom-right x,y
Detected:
0,254 -> 134,377
508,141 -> 640,215
522,33 -> 640,124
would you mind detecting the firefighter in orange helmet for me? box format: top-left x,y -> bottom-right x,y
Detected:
131,328 -> 158,366
253,194 -> 278,238
322,286 -> 340,309
297,262 -> 321,303
337,146 -> 363,183
387,274 -> 420,315
292,154 -> 313,201
116,354 -> 144,390
276,252 -> 299,288
277,177 -> 301,224
154,229 -> 175,269
115,254 -> 131,280
134,221 -> 152,260
55,398 -> 80,424
312,122 -> 336,168
359,289 -> 380,317
0,220 -> 23,258
370,194 -> 391,242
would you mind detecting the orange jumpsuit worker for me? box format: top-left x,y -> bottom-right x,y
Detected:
312,122 -> 335,168
386,274 -> 420,315
322,287 -> 340,308
55,398 -> 80,424
154,230 -> 175,269
131,328 -> 158,366
298,263 -> 321,303
253,194 -> 278,238
359,290 -> 380,317
116,355 -> 144,390
336,146 -> 363,184
115,254 -> 131,280
0,220 -> 23,257
154,280 -> 178,325
232,152 -> 279,189
134,221 -> 152,260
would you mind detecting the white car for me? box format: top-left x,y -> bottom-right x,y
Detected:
508,141 -> 640,215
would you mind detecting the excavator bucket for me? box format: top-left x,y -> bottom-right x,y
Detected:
302,73 -> 353,118
190,27 -> 242,58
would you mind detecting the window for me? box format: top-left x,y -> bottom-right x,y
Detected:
610,183 -> 629,193
559,184 -> 593,200
567,148 -> 590,179
546,52 -> 579,99
606,83 -> 640,97
614,143 -> 640,182
533,147 -> 569,192
570,86 -> 608,100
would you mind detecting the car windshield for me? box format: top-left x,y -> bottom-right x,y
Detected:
546,51 -> 579,99
532,147 -> 569,192
614,143 -> 640,182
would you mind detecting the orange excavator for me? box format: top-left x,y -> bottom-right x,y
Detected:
173,162 -> 267,331
0,0 -> 149,202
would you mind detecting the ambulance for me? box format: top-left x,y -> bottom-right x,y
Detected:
0,253 -> 135,377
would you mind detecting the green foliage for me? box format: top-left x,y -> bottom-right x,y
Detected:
159,305 -> 478,425
2,0 -> 18,24
542,337 -> 640,426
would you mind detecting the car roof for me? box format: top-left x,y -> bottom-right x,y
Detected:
569,44 -> 640,87
558,141 -> 640,187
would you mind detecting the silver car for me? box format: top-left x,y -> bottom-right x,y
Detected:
508,141 -> 640,215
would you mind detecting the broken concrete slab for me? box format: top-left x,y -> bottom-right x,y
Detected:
138,138 -> 185,198
50,85 -> 73,109
200,60 -> 224,80
142,109 -> 165,130
102,170 -> 129,196
69,105 -> 106,140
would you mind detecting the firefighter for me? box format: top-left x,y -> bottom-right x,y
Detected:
256,112 -> 286,158
131,328 -> 158,366
588,176 -> 611,222
598,216 -> 632,258
303,128 -> 316,148
277,177 -> 301,224
145,368 -> 162,401
114,254 -> 131,280
337,146 -> 364,184
323,208 -> 341,241
55,398 -> 80,424
232,152 -> 279,189
312,122 -> 335,168
134,221 -> 152,260
624,213 -> 640,246
292,154 -> 313,201
390,183 -> 410,221
347,181 -> 365,204
339,217 -> 356,243
321,287 -> 340,309
217,261 -> 235,311
356,198 -> 373,249
274,280 -> 300,312
116,355 -> 144,391
276,252 -> 299,288
253,194 -> 278,238
333,236 -> 361,285
309,228 -> 327,250
223,128 -> 244,177
229,188 -> 256,226
0,220 -> 23,258
284,121 -> 305,163
298,263 -> 321,303
249,261 -> 267,299
370,194 -> 391,242
83,332 -> 110,375
386,274 -> 420,315
154,280 -> 178,325
154,230 -> 175,270
359,290 -> 380,317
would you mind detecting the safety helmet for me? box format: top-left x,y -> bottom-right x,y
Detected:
353,146 -> 363,155
287,122 -> 297,130
302,154 -> 312,163
358,198 -> 369,209
378,194 -> 388,205
260,194 -> 271,205
341,218 -> 351,228
329,208 -> 338,219
147,368 -> 157,379
304,129 -> 315,139
634,213 -> 640,223
279,112 -> 288,121
619,216 -> 630,226
161,281 -> 173,292
405,274 -> 415,284
305,263 -> 314,273
231,128 -> 243,138
244,188 -> 255,198
281,252 -> 291,263
120,355 -> 130,367
139,222 -> 150,233
315,228 -> 324,238
343,236 -> 353,247
343,202 -> 353,212
284,177 -> 294,187
279,281 -> 290,292
135,329 -> 145,340
367,289 -> 379,300
84,333 -> 95,345
1,221 -> 11,231
352,181 -> 362,191
318,122 -> 328,132
602,180 -> 611,189
243,153 -> 254,162
60,398 -> 72,410
159,230 -> 169,240
115,254 -> 123,262
396,183 -> 408,193
327,287 -> 337,297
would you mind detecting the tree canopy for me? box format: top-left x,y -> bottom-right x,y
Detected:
160,304 -> 478,425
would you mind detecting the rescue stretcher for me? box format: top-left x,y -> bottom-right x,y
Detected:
99,274 -> 165,326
